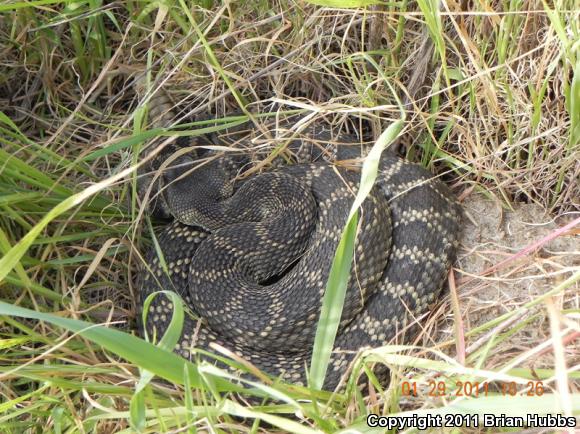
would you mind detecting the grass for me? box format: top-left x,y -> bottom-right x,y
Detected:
0,0 -> 579,432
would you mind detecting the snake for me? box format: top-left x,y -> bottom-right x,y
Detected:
136,124 -> 462,390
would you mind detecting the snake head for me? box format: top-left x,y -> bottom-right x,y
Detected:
161,149 -> 247,230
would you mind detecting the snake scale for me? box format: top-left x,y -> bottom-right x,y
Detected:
136,122 -> 462,390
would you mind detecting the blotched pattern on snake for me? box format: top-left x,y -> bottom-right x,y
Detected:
137,133 -> 461,390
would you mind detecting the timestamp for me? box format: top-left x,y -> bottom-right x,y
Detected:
401,380 -> 544,397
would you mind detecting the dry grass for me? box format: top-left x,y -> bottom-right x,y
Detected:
0,1 -> 578,432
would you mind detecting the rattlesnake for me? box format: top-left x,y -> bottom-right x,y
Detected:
136,116 -> 461,390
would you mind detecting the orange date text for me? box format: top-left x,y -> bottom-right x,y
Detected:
401,381 -> 544,397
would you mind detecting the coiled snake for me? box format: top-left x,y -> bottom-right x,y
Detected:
137,126 -> 461,390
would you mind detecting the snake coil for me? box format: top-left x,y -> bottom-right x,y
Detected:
137,130 -> 461,390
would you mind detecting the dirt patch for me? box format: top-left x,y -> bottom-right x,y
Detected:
447,194 -> 579,367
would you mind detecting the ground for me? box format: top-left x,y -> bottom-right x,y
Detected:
0,1 -> 578,433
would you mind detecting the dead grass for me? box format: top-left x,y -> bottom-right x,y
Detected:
0,1 -> 578,432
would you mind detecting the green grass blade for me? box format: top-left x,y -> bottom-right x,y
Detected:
308,213 -> 358,391
219,399 -> 322,434
79,120 -> 247,162
131,291 -> 184,433
304,0 -> 382,6
183,364 -> 196,434
309,120 -> 404,390
0,301 -> 212,389
0,0 -> 67,12
129,390 -> 146,433
0,158 -> 139,282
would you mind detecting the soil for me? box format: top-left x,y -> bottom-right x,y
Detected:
442,194 -> 580,366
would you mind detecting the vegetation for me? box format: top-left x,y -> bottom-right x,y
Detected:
0,0 -> 578,432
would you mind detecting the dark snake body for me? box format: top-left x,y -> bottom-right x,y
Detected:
137,136 -> 461,390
